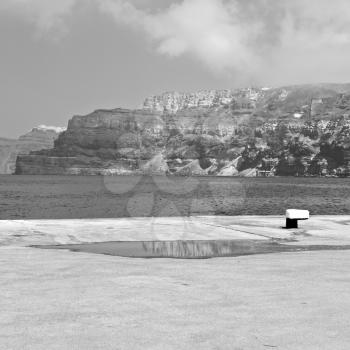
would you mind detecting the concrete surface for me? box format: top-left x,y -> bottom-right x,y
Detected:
1,215 -> 350,246
1,216 -> 350,349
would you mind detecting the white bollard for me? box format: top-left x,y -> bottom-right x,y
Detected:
285,209 -> 309,229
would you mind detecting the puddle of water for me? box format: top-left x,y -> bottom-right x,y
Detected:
34,240 -> 350,259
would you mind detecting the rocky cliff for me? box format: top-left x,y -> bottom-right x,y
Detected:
16,84 -> 350,176
0,126 -> 64,174
0,138 -> 18,174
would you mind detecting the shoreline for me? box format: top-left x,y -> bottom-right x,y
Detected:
3,173 -> 350,178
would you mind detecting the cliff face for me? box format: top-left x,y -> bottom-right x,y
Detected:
0,138 -> 18,174
16,84 -> 350,176
0,126 -> 64,174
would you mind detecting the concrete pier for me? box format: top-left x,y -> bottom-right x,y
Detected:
1,216 -> 350,349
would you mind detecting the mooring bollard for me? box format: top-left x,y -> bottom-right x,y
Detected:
285,209 -> 309,229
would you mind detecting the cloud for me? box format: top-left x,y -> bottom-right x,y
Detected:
1,0 -> 350,84
99,0 -> 350,83
100,0 -> 259,74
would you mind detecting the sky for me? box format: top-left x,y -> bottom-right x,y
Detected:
1,0 -> 350,138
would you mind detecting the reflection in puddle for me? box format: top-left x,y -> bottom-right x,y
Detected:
35,240 -> 350,259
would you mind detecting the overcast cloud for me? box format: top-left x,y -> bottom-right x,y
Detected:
1,0 -> 350,78
1,0 -> 350,137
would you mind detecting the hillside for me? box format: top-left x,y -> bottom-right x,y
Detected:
0,126 -> 64,174
15,84 -> 350,176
